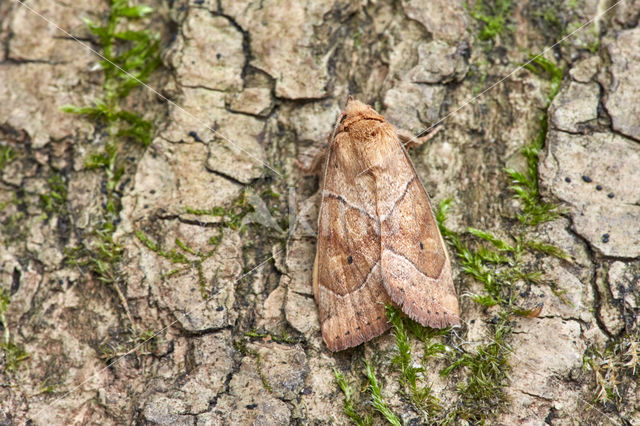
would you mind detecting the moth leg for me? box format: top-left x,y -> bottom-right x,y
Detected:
398,125 -> 443,150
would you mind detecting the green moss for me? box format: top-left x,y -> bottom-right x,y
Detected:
524,55 -> 563,106
564,20 -> 600,52
467,227 -> 515,252
524,240 -> 570,260
435,203 -> 514,421
255,351 -> 273,393
139,201 -> 269,297
60,1 -> 160,335
232,339 -> 274,393
466,0 -> 514,41
334,311 -> 449,423
61,0 -> 160,220
2,210 -> 28,245
442,315 -> 511,421
541,7 -> 561,28
0,288 -> 30,373
135,230 -> 220,299
66,222 -> 123,284
0,146 -> 16,171
438,199 -> 517,307
506,56 -> 565,226
136,231 -> 190,264
37,378 -> 57,394
186,188 -> 289,277
364,360 -> 402,426
185,200 -> 251,232
62,0 -> 159,149
186,188 -> 288,238
62,1 -> 158,221
39,174 -> 68,218
386,306 -> 442,418
1,340 -> 30,373
334,368 -> 373,426
434,184 -> 568,421
532,1 -> 600,53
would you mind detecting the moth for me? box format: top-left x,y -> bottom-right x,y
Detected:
311,97 -> 460,351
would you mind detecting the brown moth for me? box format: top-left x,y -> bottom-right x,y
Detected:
312,97 -> 460,352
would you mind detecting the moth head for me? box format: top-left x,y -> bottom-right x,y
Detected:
337,97 -> 385,131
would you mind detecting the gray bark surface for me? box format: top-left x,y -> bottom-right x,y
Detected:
0,0 -> 638,424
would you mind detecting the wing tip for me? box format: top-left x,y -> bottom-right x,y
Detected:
385,287 -> 460,329
399,300 -> 461,329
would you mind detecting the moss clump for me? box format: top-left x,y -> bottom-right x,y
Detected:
0,288 -> 30,373
386,306 -> 444,419
364,359 -> 402,426
466,0 -> 514,41
186,188 -> 287,235
185,197 -> 253,232
61,0 -> 160,334
442,315 -> 511,422
39,174 -> 68,218
505,56 -> 565,226
334,368 -> 373,426
135,230 -> 221,299
232,339 -> 274,393
0,146 -> 16,171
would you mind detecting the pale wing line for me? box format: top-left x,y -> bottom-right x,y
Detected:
318,261 -> 380,299
382,249 -> 464,321
13,0 -> 283,179
379,175 -> 416,222
413,0 -> 626,138
323,190 -> 379,224
383,248 -> 445,284
32,251 -> 281,418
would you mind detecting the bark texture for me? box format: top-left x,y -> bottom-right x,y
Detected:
0,0 -> 639,424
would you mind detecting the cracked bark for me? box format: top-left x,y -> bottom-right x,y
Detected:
0,0 -> 639,425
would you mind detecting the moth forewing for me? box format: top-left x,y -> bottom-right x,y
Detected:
380,130 -> 461,328
313,98 -> 460,352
